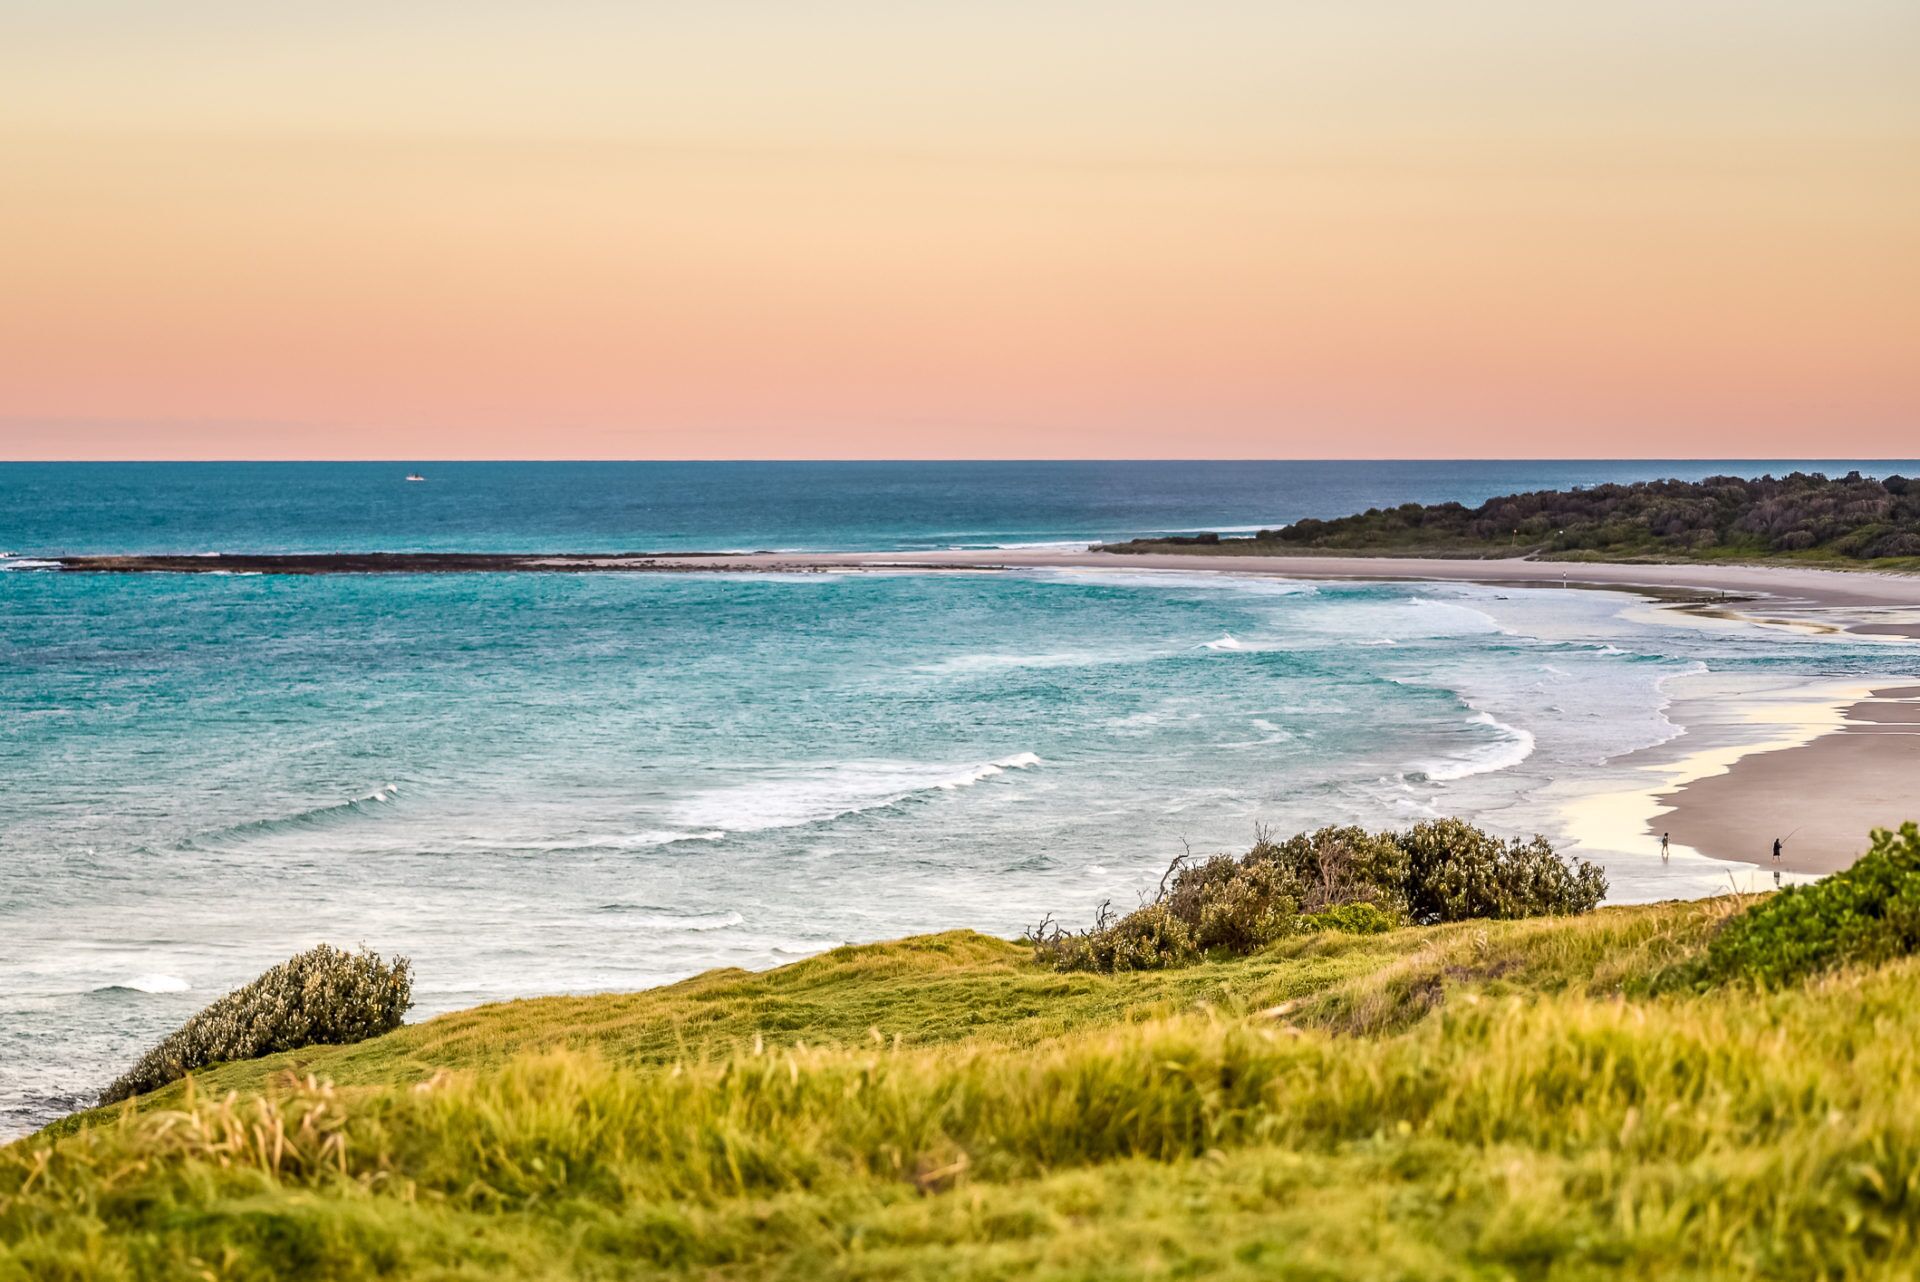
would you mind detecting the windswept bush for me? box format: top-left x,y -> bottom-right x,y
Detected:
1673,822 -> 1920,991
1401,817 -> 1608,925
100,943 -> 412,1105
1033,820 -> 1606,972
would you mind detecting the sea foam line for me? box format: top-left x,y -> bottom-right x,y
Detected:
176,783 -> 402,848
1417,712 -> 1538,783
668,753 -> 1044,835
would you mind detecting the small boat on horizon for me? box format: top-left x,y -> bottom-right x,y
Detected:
405,473 -> 426,482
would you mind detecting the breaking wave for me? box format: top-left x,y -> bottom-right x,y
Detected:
668,753 -> 1043,835
592,906 -> 744,931
177,784 -> 402,847
1412,712 -> 1537,782
90,974 -> 191,995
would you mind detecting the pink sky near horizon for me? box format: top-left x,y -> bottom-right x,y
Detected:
3,2 -> 1917,460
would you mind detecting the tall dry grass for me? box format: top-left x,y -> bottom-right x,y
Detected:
8,940 -> 1917,1278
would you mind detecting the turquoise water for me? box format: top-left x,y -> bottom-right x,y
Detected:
2,460 -> 1913,1136
5,459 -> 1906,554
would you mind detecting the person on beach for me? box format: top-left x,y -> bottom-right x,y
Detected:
1773,836 -> 1783,862
1660,832 -> 1670,860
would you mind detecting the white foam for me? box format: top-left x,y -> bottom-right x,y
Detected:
1417,712 -> 1537,782
491,829 -> 729,853
923,650 -> 1137,676
1410,598 -> 1516,636
0,558 -> 59,571
1031,569 -> 1317,597
624,829 -> 728,848
670,753 -> 1043,834
938,752 -> 1043,789
1216,716 -> 1295,749
595,907 -> 744,931
113,974 -> 191,994
1389,778 -> 1445,817
1202,635 -> 1245,651
951,540 -> 1095,552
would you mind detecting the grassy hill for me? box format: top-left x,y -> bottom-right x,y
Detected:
1100,472 -> 1920,567
7,896 -> 1920,1280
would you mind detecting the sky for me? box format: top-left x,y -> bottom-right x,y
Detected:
3,1 -> 1917,460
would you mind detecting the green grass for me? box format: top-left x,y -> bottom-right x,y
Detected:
7,897 -> 1919,1280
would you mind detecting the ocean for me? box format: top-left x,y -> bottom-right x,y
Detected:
2,458 -> 1913,1137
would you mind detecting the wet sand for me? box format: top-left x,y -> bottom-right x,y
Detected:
1655,686 -> 1920,874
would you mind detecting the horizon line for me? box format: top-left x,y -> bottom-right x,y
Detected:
7,456 -> 1919,467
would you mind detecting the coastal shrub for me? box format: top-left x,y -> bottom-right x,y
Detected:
1100,472 -> 1920,564
1259,825 -> 1413,916
100,944 -> 412,1105
1164,852 -> 1302,953
1034,820 -> 1606,972
1400,818 -> 1608,925
1676,823 -> 1920,990
1043,903 -> 1196,973
1302,901 -> 1396,935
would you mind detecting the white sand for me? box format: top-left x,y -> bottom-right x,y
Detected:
622,548 -> 1920,639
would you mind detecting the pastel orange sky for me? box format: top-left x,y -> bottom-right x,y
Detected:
4,2 -> 1917,459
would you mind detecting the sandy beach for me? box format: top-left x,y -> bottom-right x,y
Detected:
610,545 -> 1920,655
1654,685 -> 1920,874
657,547 -> 1920,640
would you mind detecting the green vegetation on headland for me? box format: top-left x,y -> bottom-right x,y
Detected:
1033,819 -> 1606,972
1101,472 -> 1920,566
6,823 -> 1920,1281
100,944 -> 412,1105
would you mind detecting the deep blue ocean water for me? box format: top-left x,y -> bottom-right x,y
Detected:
2,459 -> 1914,1137
6,459 -> 1909,555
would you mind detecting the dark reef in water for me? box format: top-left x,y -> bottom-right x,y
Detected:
46,551 -> 1027,575
51,552 -> 745,575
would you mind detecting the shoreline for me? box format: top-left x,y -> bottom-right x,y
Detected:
1557,677 -> 1919,881
37,547 -> 1920,638
1652,684 -> 1920,875
30,545 -> 1920,880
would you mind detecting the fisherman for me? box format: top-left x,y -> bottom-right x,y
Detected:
1772,836 -> 1783,862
